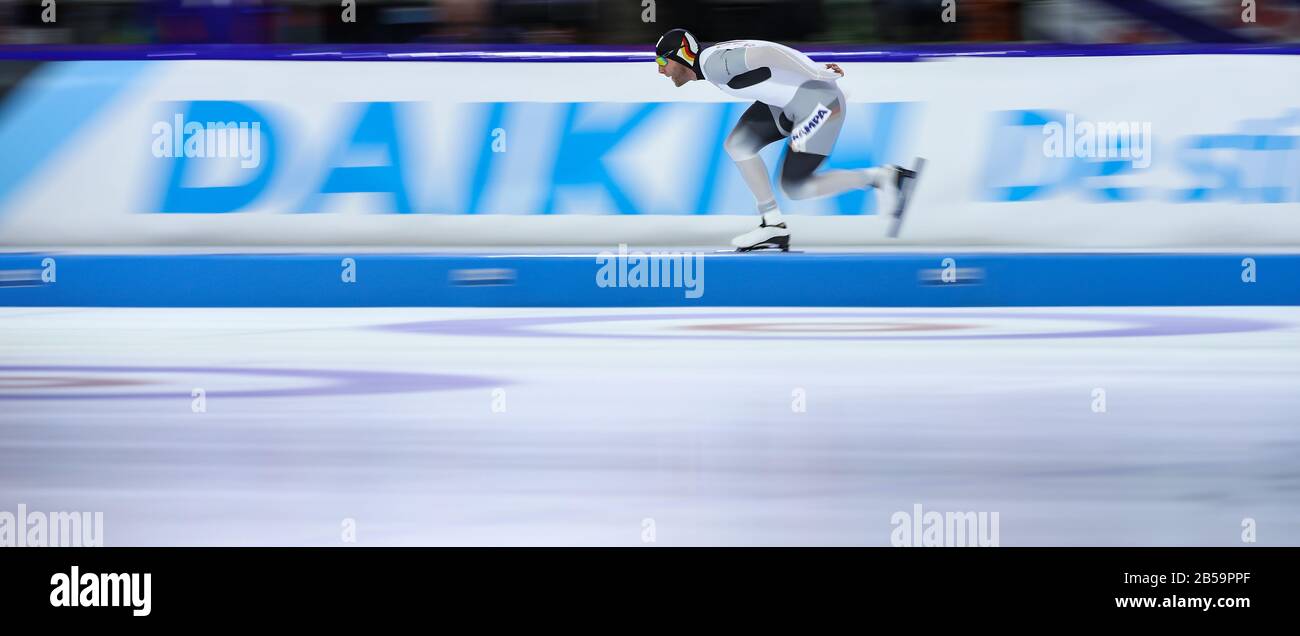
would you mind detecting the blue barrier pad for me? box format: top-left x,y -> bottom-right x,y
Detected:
1,43 -> 1298,63
0,252 -> 1294,307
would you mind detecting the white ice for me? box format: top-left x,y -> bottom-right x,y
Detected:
1,306 -> 1298,546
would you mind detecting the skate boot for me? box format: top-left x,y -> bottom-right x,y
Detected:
731,218 -> 790,252
885,158 -> 924,238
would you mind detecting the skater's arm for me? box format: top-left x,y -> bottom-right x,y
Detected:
743,44 -> 842,82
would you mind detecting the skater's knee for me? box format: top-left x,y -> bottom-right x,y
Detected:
779,171 -> 814,200
779,152 -> 825,200
724,131 -> 761,162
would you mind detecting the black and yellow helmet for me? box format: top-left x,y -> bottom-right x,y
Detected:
655,28 -> 701,72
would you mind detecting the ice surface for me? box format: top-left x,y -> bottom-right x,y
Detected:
1,306 -> 1297,546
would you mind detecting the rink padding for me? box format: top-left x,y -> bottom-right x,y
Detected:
4,43 -> 1297,62
0,252 -> 1294,307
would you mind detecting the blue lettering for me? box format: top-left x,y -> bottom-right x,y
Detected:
157,101 -> 275,213
303,101 -> 412,214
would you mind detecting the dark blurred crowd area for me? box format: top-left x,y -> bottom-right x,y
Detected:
0,0 -> 1296,46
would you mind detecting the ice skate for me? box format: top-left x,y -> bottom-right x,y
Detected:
730,220 -> 791,252
885,158 -> 924,238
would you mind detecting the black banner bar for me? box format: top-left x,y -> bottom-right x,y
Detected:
0,547 -> 1290,620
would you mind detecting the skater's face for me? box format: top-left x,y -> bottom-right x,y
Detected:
657,58 -> 695,87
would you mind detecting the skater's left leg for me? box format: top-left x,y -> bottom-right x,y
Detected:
725,101 -> 787,225
727,102 -> 793,251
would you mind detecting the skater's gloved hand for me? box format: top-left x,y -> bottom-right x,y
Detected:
825,63 -> 844,77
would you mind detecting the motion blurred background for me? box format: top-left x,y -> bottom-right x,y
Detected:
0,0 -> 1296,46
0,1 -> 1297,549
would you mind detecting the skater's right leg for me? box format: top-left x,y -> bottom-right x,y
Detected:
779,152 -> 889,200
780,151 -> 919,226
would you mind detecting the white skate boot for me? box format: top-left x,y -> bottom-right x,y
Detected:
731,218 -> 790,252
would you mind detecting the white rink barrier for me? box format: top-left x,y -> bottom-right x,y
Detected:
0,53 -> 1297,247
